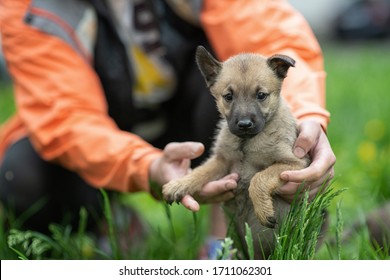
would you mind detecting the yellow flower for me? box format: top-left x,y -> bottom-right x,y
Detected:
358,141 -> 377,163
364,119 -> 386,141
81,239 -> 95,258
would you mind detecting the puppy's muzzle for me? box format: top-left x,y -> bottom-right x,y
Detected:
237,119 -> 254,130
229,117 -> 264,138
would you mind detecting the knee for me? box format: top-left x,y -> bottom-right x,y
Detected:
0,138 -> 48,212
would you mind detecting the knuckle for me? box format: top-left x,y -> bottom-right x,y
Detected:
329,153 -> 337,165
164,142 -> 176,154
328,169 -> 335,179
165,142 -> 176,150
298,134 -> 313,148
311,166 -> 322,181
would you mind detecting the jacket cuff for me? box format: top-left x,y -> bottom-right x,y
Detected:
129,148 -> 163,193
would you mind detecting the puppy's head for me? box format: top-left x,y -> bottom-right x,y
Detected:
196,46 -> 295,138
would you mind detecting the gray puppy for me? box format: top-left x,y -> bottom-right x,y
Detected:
163,46 -> 309,258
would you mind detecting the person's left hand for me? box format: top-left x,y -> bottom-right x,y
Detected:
278,120 -> 336,203
149,142 -> 238,211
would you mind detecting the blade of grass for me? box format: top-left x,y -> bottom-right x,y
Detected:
244,223 -> 254,260
11,197 -> 49,230
335,201 -> 343,260
190,211 -> 200,259
9,246 -> 29,260
162,202 -> 176,243
100,189 -> 121,259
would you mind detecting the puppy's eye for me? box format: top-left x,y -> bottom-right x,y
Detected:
223,92 -> 233,102
256,92 -> 269,101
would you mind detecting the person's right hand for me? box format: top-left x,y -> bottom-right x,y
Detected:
149,142 -> 238,211
279,120 -> 336,203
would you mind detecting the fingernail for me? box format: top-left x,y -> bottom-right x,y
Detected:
294,147 -> 305,158
190,201 -> 199,212
226,182 -> 236,190
192,143 -> 203,155
194,143 -> 202,150
280,173 -> 289,181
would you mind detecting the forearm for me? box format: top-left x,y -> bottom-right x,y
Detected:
1,2 -> 162,193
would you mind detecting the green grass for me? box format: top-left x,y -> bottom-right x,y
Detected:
1,191 -> 210,260
314,41 -> 390,260
1,41 -> 390,259
270,185 -> 346,260
0,83 -> 15,123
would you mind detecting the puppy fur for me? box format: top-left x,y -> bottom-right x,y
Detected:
162,46 -> 309,258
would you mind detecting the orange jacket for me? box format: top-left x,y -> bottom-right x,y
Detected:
0,0 -> 330,193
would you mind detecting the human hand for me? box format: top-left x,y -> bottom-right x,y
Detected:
279,120 -> 336,203
180,173 -> 238,211
149,142 -> 238,211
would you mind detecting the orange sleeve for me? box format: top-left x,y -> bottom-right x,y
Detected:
0,0 -> 162,193
200,0 -> 330,129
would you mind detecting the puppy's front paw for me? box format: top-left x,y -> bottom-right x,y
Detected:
162,179 -> 192,205
249,185 -> 277,228
253,200 -> 276,228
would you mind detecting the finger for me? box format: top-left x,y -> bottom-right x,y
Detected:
279,165 -> 333,194
278,169 -> 333,203
278,182 -> 314,204
277,181 -> 302,203
294,121 -> 321,158
277,181 -> 302,196
221,173 -> 240,181
179,158 -> 191,174
308,184 -> 326,201
181,195 -> 200,212
199,179 -> 237,197
310,168 -> 334,195
199,173 -> 239,197
282,130 -> 336,183
280,155 -> 334,183
164,142 -> 205,161
202,191 -> 235,204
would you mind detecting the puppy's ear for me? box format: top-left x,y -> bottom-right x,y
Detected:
196,46 -> 222,87
267,54 -> 295,79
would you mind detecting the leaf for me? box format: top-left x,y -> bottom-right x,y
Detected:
244,223 -> 255,260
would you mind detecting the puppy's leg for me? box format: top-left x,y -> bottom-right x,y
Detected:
163,155 -> 229,204
248,162 -> 305,228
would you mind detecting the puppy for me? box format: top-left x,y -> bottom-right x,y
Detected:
163,46 -> 309,258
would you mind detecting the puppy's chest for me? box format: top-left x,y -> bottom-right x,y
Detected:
219,137 -> 276,188
223,143 -> 269,219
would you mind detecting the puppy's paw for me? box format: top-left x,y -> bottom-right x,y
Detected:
254,208 -> 276,228
265,216 -> 277,229
162,179 -> 193,205
252,198 -> 276,228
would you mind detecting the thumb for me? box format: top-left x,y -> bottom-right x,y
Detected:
164,142 -> 205,161
294,121 -> 321,158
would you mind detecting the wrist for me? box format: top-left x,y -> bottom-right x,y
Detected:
148,156 -> 164,200
297,115 -> 328,133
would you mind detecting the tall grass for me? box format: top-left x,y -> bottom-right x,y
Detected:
215,184 -> 345,260
270,185 -> 345,260
7,208 -> 95,260
2,185 -> 343,260
1,190 -> 207,260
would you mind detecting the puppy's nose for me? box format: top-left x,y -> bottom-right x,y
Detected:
237,119 -> 254,130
